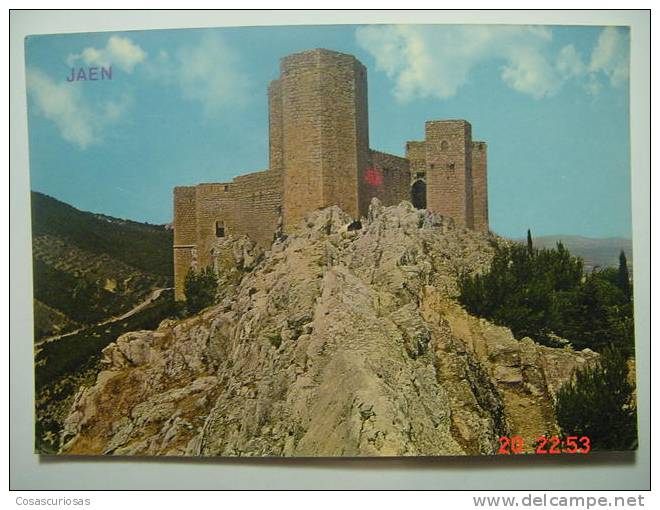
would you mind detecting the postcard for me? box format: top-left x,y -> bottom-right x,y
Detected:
26,23 -> 637,457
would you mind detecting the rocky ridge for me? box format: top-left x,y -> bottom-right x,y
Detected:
60,200 -> 597,456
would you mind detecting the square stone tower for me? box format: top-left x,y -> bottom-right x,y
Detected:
425,120 -> 474,229
269,49 -> 370,230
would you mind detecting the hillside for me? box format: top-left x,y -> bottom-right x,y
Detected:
521,235 -> 632,272
30,191 -> 173,340
35,290 -> 176,454
59,200 -> 598,457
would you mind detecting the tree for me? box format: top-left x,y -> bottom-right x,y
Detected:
458,238 -> 634,354
560,270 -> 633,355
555,345 -> 637,451
184,267 -> 219,314
458,240 -> 583,346
527,229 -> 534,255
617,250 -> 632,303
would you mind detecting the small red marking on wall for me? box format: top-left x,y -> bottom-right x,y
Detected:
364,167 -> 383,187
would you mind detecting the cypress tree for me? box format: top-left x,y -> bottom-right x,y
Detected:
527,229 -> 533,255
617,250 -> 632,302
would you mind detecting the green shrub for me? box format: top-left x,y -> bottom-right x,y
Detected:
184,267 -> 219,314
555,345 -> 637,451
458,237 -> 634,355
268,333 -> 283,349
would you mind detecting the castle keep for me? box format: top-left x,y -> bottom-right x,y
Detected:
173,49 -> 489,300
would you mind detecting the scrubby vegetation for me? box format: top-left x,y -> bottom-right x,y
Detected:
458,237 -> 634,356
555,344 -> 637,450
183,267 -> 219,315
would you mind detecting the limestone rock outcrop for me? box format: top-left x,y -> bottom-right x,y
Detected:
60,200 -> 597,456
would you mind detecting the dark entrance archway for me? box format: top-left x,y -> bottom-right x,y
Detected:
411,180 -> 427,209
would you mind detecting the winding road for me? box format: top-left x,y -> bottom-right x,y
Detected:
34,287 -> 172,350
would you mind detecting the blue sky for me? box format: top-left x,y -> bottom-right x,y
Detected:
25,24 -> 631,238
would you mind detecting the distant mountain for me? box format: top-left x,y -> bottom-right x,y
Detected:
30,191 -> 173,340
519,235 -> 632,272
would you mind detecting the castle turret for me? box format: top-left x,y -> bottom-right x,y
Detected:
273,49 -> 370,230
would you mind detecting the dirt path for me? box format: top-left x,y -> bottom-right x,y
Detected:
34,288 -> 172,349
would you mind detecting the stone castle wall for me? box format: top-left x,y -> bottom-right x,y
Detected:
173,170 -> 283,300
406,141 -> 427,183
173,49 -> 489,300
404,123 -> 489,232
173,186 -> 198,301
268,80 -> 284,173
229,170 -> 283,246
471,142 -> 489,233
368,150 -> 411,206
194,183 -> 234,271
354,57 -> 372,218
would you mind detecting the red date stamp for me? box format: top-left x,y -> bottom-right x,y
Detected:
498,435 -> 591,454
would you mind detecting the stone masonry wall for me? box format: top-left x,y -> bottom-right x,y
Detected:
280,50 -> 324,230
425,120 -> 474,229
268,79 -> 284,173
319,51 -> 365,221
230,169 -> 283,247
354,59 -> 372,218
471,141 -> 489,233
406,141 -> 427,184
173,170 -> 283,300
368,150 -> 411,207
173,186 -> 198,301
281,49 -> 368,230
195,183 -> 235,270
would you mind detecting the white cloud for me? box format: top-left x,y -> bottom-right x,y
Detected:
356,25 -> 629,101
356,25 -> 560,101
501,45 -> 561,98
26,67 -> 131,149
67,35 -> 146,73
173,33 -> 250,114
27,67 -> 96,148
589,27 -> 629,87
556,44 -> 586,79
144,33 -> 250,115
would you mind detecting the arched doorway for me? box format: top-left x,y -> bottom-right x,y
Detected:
411,180 -> 426,209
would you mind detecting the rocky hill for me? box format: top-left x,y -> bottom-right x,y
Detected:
60,200 -> 597,456
31,191 -> 173,340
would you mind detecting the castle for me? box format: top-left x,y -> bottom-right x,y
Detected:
173,49 -> 489,300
